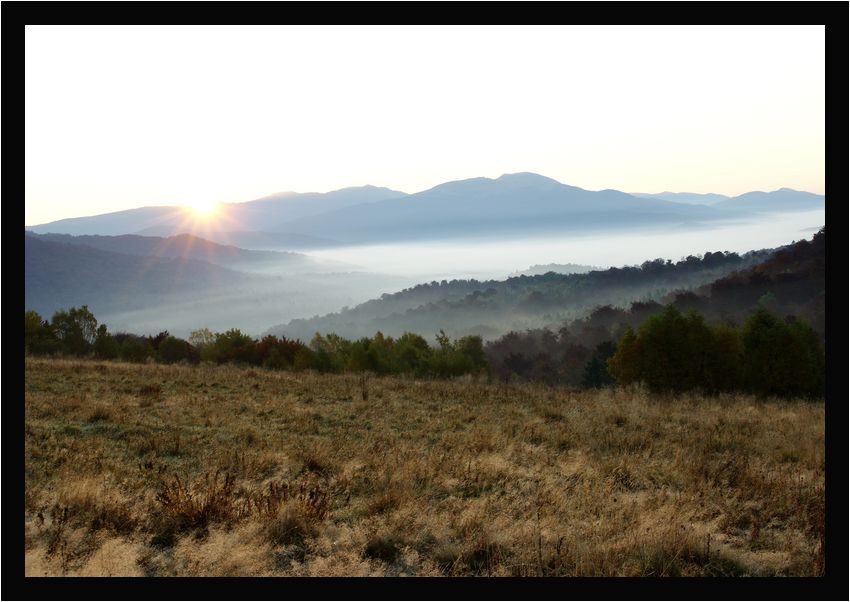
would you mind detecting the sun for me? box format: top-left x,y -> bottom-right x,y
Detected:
185,199 -> 220,217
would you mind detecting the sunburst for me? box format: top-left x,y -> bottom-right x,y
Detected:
185,199 -> 220,217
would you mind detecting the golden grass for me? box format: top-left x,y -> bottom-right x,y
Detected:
24,357 -> 825,576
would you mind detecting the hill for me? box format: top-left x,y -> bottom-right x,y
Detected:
24,233 -> 413,337
24,234 -> 258,318
26,232 -> 338,273
509,263 -> 599,277
268,246 -> 771,342
483,229 -> 825,386
26,185 -> 406,241
711,188 -> 824,213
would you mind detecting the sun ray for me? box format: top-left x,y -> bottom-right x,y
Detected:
185,199 -> 220,217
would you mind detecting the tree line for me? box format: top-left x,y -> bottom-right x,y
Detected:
606,304 -> 824,399
25,302 -> 823,399
24,306 -> 488,379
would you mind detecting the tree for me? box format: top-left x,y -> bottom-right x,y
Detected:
51,305 -> 98,355
607,326 -> 640,386
706,323 -> 743,392
395,332 -> 431,375
158,336 -> 192,364
292,347 -> 316,371
93,324 -> 119,359
119,335 -> 153,362
582,340 -> 616,388
741,307 -> 823,398
456,335 -> 487,374
25,310 -> 60,355
209,329 -> 257,365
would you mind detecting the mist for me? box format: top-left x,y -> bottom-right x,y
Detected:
29,209 -> 824,340
305,210 -> 825,281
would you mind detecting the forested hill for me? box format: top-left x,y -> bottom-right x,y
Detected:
26,232 -> 328,273
483,228 -> 824,387
24,234 -> 259,318
269,246 -> 773,341
678,226 -> 825,336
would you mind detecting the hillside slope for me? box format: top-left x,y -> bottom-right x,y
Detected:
268,247 -> 771,341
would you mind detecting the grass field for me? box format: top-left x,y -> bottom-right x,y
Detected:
24,357 -> 825,576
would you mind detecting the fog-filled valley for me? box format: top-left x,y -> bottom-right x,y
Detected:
25,175 -> 824,340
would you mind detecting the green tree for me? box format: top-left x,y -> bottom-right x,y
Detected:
395,332 -> 431,375
25,310 -> 60,355
51,305 -> 98,356
706,323 -> 743,392
582,340 -> 616,388
93,324 -> 119,359
742,307 -> 823,398
208,329 -> 257,365
158,336 -> 192,364
119,335 -> 153,363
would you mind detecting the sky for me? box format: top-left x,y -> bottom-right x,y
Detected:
25,25 -> 825,226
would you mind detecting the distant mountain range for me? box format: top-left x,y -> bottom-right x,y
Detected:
26,174 -> 824,249
632,188 -> 825,212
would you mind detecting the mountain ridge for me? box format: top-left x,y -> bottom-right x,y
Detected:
27,174 -> 824,245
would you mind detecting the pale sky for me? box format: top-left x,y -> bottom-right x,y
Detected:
25,25 -> 825,226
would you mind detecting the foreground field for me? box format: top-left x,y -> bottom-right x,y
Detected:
24,358 -> 825,576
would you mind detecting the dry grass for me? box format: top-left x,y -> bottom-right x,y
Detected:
24,357 -> 825,577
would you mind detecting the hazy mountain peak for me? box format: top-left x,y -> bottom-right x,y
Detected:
496,172 -> 564,186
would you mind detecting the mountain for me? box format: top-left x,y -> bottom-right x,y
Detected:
712,188 -> 824,213
26,232 -> 339,273
277,173 -> 732,244
631,192 -> 730,205
25,185 -> 407,241
267,246 -> 772,342
632,189 -> 824,212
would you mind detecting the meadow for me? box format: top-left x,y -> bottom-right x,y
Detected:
24,357 -> 824,577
